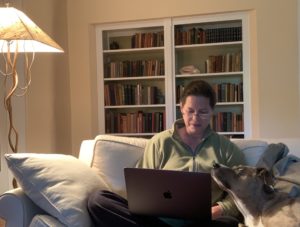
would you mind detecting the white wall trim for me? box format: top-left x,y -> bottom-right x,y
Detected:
298,0 -> 300,108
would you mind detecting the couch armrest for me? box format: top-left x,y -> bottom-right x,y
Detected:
0,188 -> 45,227
78,139 -> 97,167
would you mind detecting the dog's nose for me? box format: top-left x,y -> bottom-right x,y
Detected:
213,162 -> 220,169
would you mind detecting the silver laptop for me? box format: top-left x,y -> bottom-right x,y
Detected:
124,168 -> 211,220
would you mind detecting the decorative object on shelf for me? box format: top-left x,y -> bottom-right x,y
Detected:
179,65 -> 200,75
109,41 -> 119,50
0,5 -> 64,153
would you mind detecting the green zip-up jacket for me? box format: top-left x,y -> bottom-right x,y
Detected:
136,119 -> 245,218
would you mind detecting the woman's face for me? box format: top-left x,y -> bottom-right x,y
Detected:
180,95 -> 213,136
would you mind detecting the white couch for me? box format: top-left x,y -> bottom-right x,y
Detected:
0,135 -> 299,227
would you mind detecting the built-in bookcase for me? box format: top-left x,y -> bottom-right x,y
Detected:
96,12 -> 251,138
96,19 -> 173,136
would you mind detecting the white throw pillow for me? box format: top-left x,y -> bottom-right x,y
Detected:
5,153 -> 110,227
232,139 -> 268,166
92,137 -> 146,198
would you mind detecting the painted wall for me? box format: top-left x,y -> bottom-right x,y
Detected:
23,0 -> 71,154
66,0 -> 300,155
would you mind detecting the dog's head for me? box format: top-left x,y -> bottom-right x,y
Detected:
211,163 -> 275,201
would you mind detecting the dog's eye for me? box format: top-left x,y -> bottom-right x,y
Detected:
235,168 -> 246,176
235,169 -> 242,175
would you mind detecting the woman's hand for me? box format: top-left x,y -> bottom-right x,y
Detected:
211,205 -> 223,219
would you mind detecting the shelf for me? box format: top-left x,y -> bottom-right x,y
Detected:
175,41 -> 242,50
104,76 -> 165,81
218,131 -> 244,135
103,46 -> 164,54
104,132 -> 156,137
105,104 -> 166,109
216,102 -> 244,106
176,72 -> 243,78
105,131 -> 243,137
218,132 -> 245,139
175,102 -> 244,107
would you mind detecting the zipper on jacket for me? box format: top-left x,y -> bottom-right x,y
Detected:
192,155 -> 196,172
192,137 -> 207,172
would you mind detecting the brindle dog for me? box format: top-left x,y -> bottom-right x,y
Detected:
211,163 -> 300,227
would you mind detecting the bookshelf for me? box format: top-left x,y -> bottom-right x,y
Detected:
96,12 -> 251,138
172,13 -> 251,138
96,19 -> 173,136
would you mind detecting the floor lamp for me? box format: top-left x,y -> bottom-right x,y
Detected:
0,5 -> 63,154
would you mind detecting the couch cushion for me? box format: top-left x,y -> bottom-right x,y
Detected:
91,135 -> 148,198
232,139 -> 268,166
5,153 -> 109,227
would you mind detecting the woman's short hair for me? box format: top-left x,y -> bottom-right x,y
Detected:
180,80 -> 216,109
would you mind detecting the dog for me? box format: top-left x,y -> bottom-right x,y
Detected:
211,163 -> 300,227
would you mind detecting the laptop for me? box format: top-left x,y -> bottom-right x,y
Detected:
124,168 -> 211,220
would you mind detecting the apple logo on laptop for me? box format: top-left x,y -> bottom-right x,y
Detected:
163,190 -> 172,199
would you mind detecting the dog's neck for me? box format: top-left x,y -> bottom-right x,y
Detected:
227,189 -> 276,227
231,193 -> 264,227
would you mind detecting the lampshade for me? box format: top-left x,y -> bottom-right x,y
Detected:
0,6 -> 63,52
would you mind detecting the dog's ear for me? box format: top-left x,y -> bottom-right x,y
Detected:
263,184 -> 275,194
257,168 -> 269,181
257,167 -> 268,176
257,168 -> 275,194
257,168 -> 274,185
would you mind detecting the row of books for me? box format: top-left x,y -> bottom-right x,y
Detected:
104,83 -> 164,106
210,112 -> 244,132
213,82 -> 243,102
131,31 -> 164,48
105,111 -> 166,133
175,26 -> 242,45
205,52 -> 242,73
104,60 -> 165,78
105,110 -> 242,134
176,82 -> 243,103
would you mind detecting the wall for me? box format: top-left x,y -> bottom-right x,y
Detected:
298,0 -> 300,112
67,0 -> 300,155
23,0 -> 71,155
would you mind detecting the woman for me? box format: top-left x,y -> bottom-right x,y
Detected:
88,80 -> 245,227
